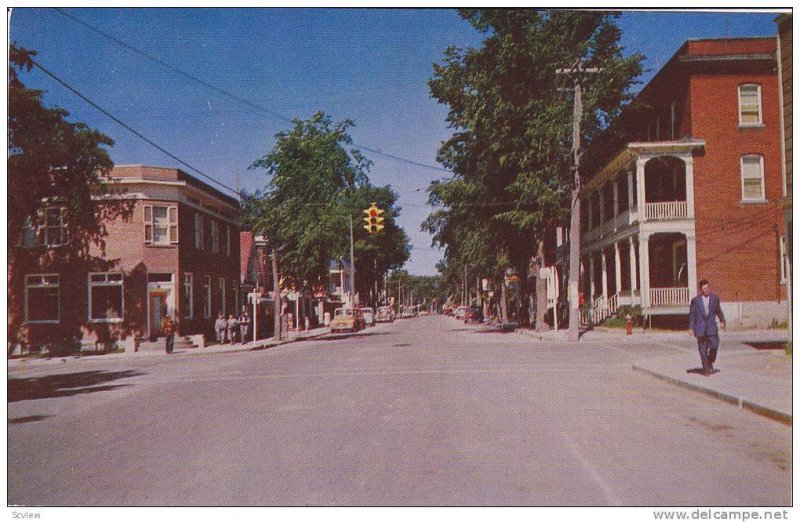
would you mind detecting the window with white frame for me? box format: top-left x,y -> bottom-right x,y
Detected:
22,207 -> 68,247
741,155 -> 766,201
144,205 -> 178,245
195,213 -> 204,250
25,274 -> 60,323
218,277 -> 226,315
183,273 -> 194,319
738,84 -> 762,126
211,220 -> 220,254
88,272 -> 123,322
203,276 -> 212,318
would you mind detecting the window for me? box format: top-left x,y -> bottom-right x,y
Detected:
195,213 -> 204,250
144,205 -> 178,245
741,155 -> 766,201
780,236 -> 788,283
88,272 -> 123,322
25,274 -> 60,323
738,84 -> 762,126
211,220 -> 220,254
23,207 -> 68,247
226,225 -> 231,258
203,276 -> 212,318
219,277 -> 226,315
183,273 -> 194,320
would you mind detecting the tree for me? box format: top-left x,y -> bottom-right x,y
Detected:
246,112 -> 410,305
425,10 -> 642,328
8,45 -> 134,351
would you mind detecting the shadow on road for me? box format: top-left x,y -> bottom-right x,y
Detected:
7,370 -> 144,403
8,415 -> 53,425
317,331 -> 393,341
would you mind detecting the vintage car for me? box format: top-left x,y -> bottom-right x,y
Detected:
359,307 -> 376,327
329,307 -> 366,333
376,305 -> 395,323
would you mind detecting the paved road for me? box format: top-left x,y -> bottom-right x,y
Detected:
7,315 -> 791,506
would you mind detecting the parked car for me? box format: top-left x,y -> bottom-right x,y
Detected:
454,306 -> 469,320
359,307 -> 376,327
376,306 -> 395,323
464,306 -> 483,324
444,306 -> 455,316
329,308 -> 366,333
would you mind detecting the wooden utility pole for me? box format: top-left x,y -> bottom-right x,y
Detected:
349,214 -> 356,305
271,248 -> 281,341
557,65 -> 600,342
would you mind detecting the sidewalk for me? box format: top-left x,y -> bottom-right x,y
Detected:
516,326 -> 792,425
7,327 -> 332,368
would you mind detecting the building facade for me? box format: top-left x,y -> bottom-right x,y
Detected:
565,38 -> 788,327
13,165 -> 241,350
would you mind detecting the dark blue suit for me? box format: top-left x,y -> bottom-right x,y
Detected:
689,293 -> 726,371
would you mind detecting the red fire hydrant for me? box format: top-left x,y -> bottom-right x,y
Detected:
625,314 -> 633,335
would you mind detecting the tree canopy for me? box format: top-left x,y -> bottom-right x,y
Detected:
246,111 -> 410,296
425,10 -> 643,318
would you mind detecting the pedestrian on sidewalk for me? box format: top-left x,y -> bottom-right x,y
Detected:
227,314 -> 239,344
162,315 -> 177,354
689,279 -> 726,376
238,310 -> 251,343
215,312 -> 227,344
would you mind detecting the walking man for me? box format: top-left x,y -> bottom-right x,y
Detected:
689,279 -> 726,376
162,315 -> 177,354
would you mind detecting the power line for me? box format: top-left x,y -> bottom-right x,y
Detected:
30,59 -> 241,198
50,8 -> 452,175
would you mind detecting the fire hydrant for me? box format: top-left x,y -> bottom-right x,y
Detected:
625,314 -> 633,335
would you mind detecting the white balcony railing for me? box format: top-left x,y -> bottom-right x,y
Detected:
649,287 -> 690,307
644,201 -> 688,221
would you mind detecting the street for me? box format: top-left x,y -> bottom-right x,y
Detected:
7,315 -> 792,506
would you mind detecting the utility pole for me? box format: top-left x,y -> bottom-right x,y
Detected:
374,259 -> 378,309
349,214 -> 356,305
271,248 -> 281,341
557,64 -> 600,342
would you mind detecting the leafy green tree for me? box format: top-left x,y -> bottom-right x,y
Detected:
425,10 -> 642,326
247,112 -> 410,303
8,45 -> 134,351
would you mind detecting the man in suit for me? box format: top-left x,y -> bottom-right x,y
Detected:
689,279 -> 726,376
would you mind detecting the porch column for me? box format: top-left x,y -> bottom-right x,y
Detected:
614,241 -> 622,295
598,190 -> 605,226
589,252 -> 596,301
613,181 -> 619,219
629,236 -> 638,293
639,232 -> 651,308
627,169 -> 635,212
601,249 -> 609,299
587,197 -> 593,230
684,156 -> 696,219
686,233 -> 698,299
636,157 -> 647,221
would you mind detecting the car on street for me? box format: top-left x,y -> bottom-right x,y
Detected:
464,306 -> 483,324
359,307 -> 376,327
454,306 -> 469,320
376,306 -> 395,323
329,308 -> 366,333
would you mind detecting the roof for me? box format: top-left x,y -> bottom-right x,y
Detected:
110,165 -> 240,209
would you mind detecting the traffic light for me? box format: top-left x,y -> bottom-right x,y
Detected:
362,203 -> 385,234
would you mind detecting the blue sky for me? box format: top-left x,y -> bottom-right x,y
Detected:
9,8 -> 784,275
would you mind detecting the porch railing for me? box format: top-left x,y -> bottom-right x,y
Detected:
644,201 -> 688,221
649,287 -> 690,307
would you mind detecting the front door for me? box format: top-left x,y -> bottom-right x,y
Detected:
150,291 -> 168,338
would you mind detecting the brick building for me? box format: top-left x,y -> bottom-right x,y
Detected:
558,38 -> 788,327
12,165 -> 241,350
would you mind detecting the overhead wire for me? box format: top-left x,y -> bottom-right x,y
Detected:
29,59 -> 241,198
50,7 -> 452,175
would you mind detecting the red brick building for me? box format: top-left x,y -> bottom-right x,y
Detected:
13,165 -> 241,350
560,38 -> 788,327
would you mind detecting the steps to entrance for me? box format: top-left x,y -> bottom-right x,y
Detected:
135,336 -> 198,353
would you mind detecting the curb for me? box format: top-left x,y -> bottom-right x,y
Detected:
632,363 -> 791,426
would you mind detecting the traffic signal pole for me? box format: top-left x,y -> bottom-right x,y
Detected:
349,214 -> 356,305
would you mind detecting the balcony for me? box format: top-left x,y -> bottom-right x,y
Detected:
644,201 -> 688,221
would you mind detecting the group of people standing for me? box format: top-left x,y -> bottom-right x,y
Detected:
215,310 -> 251,345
